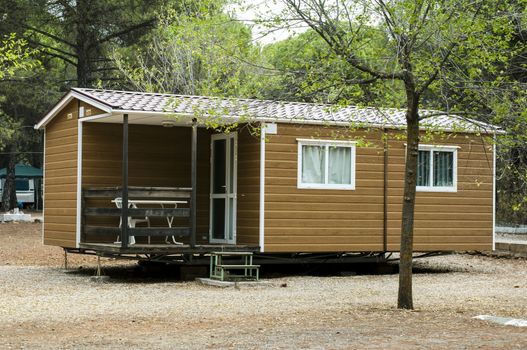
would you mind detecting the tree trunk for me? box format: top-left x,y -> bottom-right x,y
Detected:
2,144 -> 18,212
398,90 -> 420,310
75,1 -> 91,88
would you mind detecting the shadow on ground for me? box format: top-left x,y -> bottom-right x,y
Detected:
63,254 -> 461,283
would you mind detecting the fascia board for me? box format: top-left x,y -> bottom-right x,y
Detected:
34,91 -> 112,130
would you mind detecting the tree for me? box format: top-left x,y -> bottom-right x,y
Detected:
279,0 -> 514,309
114,4 -> 259,97
0,0 -> 178,210
0,34 -> 40,211
0,0 -> 172,87
259,27 -> 405,104
0,33 -> 39,80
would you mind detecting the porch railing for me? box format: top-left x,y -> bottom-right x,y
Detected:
81,186 -> 192,248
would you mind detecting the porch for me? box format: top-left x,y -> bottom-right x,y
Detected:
76,110 -> 261,255
80,185 -> 258,255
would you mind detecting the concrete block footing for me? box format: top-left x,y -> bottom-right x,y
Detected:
196,278 -> 275,289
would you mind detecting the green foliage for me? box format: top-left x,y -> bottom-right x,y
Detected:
114,1 -> 260,97
257,28 -> 405,105
0,114 -> 19,150
0,33 -> 39,80
0,33 -> 41,163
0,0 -> 173,87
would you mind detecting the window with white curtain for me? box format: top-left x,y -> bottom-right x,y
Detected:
297,139 -> 356,190
416,145 -> 457,192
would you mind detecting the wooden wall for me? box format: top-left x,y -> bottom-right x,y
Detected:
43,100 -> 79,247
264,124 -> 385,252
43,97 -> 493,252
236,127 -> 261,245
263,123 -> 493,253
43,99 -> 111,247
43,98 -> 262,248
386,131 -> 493,251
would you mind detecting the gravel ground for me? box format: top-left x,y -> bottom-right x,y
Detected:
495,232 -> 527,245
1,222 -> 527,349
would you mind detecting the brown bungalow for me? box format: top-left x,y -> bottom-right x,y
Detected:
35,88 -> 498,261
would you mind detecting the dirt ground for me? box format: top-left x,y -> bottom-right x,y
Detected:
1,222 -> 526,349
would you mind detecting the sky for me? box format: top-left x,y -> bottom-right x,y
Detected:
230,0 -> 308,46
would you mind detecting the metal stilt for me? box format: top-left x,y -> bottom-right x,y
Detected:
64,249 -> 68,270
96,256 -> 101,277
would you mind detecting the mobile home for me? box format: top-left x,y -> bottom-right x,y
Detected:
0,163 -> 43,209
35,88 -> 497,259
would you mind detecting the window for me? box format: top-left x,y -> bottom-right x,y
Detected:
297,139 -> 356,190
15,179 -> 30,191
416,145 -> 457,192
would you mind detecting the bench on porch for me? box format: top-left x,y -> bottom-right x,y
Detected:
209,251 -> 260,281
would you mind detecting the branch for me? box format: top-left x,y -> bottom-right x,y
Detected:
417,41 -> 458,94
26,39 -> 76,58
94,18 -> 157,46
23,25 -> 76,48
91,66 -> 118,72
283,0 -> 404,80
43,51 -> 77,66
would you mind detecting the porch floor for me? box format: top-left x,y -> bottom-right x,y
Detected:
78,242 -> 260,255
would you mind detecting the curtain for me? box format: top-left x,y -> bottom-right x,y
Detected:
329,146 -> 351,184
302,145 -> 325,183
417,150 -> 430,186
433,151 -> 453,186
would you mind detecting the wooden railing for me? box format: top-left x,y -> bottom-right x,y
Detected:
81,186 -> 192,247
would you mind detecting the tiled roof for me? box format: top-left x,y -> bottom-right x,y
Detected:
72,88 -> 499,133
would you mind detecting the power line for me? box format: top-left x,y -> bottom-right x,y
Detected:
0,151 -> 43,154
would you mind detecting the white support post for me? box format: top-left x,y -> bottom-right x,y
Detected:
41,131 -> 46,245
492,136 -> 496,251
75,119 -> 83,248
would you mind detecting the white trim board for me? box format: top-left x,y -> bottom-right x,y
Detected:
41,130 -> 46,245
415,145 -> 458,193
492,137 -> 496,250
35,91 -> 112,130
75,119 -> 83,248
259,123 -> 266,253
209,132 -> 238,245
79,112 -> 113,122
296,138 -> 357,191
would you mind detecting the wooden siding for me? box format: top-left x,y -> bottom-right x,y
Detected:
43,97 -> 493,252
386,131 -> 493,251
236,127 -> 260,245
264,124 -> 385,252
79,101 -> 106,117
263,124 -> 493,253
43,100 -> 79,247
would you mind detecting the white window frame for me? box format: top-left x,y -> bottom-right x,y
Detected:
297,139 -> 356,190
416,144 -> 458,193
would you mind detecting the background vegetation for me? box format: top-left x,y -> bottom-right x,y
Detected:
0,0 -> 525,225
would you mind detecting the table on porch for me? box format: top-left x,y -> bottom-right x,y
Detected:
82,186 -> 194,249
111,198 -> 188,245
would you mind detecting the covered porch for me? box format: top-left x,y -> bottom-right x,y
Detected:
76,110 -> 260,255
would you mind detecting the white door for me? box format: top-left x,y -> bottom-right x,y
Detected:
210,132 -> 237,244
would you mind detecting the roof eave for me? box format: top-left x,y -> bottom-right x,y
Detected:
107,110 -> 501,134
34,90 -> 113,130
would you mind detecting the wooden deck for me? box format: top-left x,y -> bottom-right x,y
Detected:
78,242 -> 260,255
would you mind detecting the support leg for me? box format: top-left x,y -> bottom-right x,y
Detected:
96,256 -> 102,277
64,249 -> 68,270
